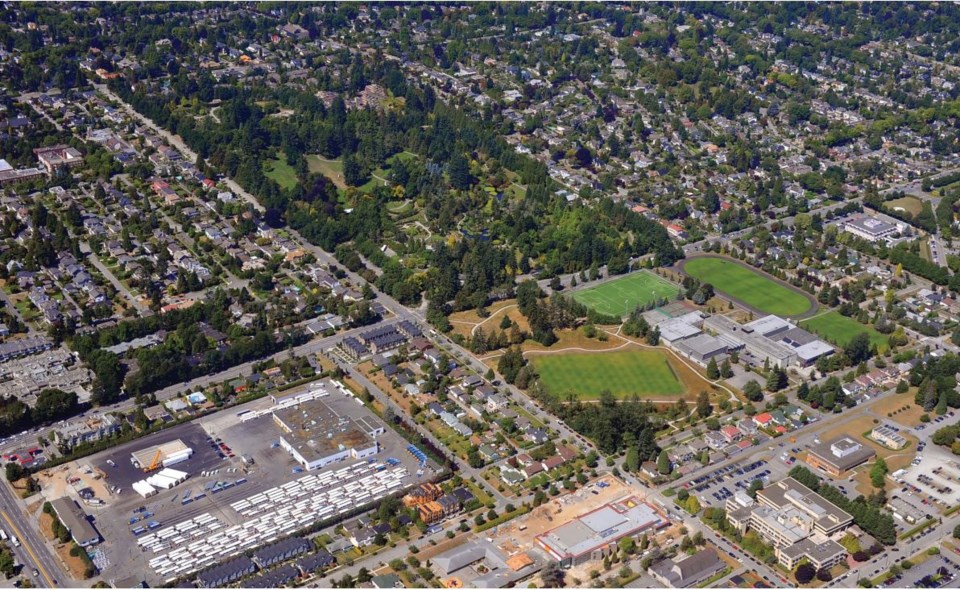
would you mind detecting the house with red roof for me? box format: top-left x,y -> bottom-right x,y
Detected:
753,412 -> 773,427
721,425 -> 741,443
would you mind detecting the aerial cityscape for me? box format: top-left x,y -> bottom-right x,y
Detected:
0,2 -> 959,589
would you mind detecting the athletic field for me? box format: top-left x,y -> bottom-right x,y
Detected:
530,349 -> 685,400
800,311 -> 889,352
683,257 -> 813,317
571,271 -> 679,317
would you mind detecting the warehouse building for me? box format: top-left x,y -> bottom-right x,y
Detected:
50,497 -> 101,547
805,437 -> 876,477
131,439 -> 193,472
536,497 -> 664,567
273,398 -> 380,470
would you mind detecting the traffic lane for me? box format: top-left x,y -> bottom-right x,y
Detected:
1,509 -> 57,587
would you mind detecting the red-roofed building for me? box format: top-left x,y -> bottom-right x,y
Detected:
202,178 -> 216,189
736,439 -> 753,450
753,413 -> 773,427
775,425 -> 788,434
721,425 -> 741,443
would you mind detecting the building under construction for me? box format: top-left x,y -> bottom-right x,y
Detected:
131,439 -> 193,472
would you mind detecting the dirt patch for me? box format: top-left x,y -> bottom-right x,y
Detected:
38,512 -> 55,542
449,299 -> 529,340
54,542 -> 90,580
870,391 -> 927,427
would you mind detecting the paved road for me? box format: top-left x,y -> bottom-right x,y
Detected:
341,364 -> 510,506
0,482 -> 68,588
95,84 -> 265,214
79,242 -> 148,314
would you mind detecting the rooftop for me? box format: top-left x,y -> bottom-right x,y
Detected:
273,398 -> 375,463
536,497 -> 663,559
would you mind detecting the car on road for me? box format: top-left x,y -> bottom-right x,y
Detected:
32,569 -> 39,577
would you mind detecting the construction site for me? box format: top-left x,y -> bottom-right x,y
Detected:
431,475 -> 678,587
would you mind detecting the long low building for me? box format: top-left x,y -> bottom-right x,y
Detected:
50,497 -> 101,547
536,497 -> 665,567
703,315 -> 834,369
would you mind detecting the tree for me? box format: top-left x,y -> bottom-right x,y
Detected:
720,359 -> 733,379
795,563 -> 816,584
766,367 -> 787,392
656,449 -> 671,475
744,380 -> 763,402
845,332 -> 873,364
870,457 -> 888,488
625,446 -> 640,473
5,463 -> 25,482
706,358 -> 720,380
816,568 -> 833,582
696,391 -> 712,418
448,153 -> 475,190
541,561 -> 566,588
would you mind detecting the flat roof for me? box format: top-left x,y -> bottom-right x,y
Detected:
658,317 -> 701,342
846,216 -> 898,235
758,478 -> 853,529
274,398 -> 375,463
744,315 -> 793,337
680,333 -> 728,356
536,497 -> 662,559
131,439 -> 190,467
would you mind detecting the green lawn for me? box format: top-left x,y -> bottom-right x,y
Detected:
683,257 -> 813,316
531,349 -> 685,399
800,311 -> 889,352
571,271 -> 680,317
305,154 -> 346,190
263,157 -> 298,190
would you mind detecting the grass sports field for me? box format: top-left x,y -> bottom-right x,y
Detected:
800,311 -> 889,352
530,349 -> 685,399
683,257 -> 813,316
571,271 -> 679,317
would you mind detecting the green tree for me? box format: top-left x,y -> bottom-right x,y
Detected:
696,391 -> 712,418
870,458 -> 888,488
656,449 -> 671,475
720,358 -> 733,379
706,358 -> 720,379
744,380 -> 763,402
625,446 -> 640,473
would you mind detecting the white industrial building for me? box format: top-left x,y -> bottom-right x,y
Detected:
273,398 -> 381,470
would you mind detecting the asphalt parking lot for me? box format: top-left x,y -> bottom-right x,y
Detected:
86,389 -> 431,585
94,422 -> 227,491
686,458 -> 773,506
885,555 -> 960,588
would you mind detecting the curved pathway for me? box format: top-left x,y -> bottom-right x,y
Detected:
676,253 -> 819,320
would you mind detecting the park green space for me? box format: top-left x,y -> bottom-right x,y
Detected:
530,349 -> 685,399
305,155 -> 346,189
262,157 -> 298,190
885,195 -> 924,216
571,271 -> 679,317
800,311 -> 889,352
683,257 -> 813,316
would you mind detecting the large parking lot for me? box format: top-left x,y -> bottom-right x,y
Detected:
883,554 -> 960,588
893,446 -> 960,510
684,458 -> 778,507
39,382 -> 435,585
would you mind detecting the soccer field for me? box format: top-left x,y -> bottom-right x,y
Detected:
800,311 -> 889,352
571,271 -> 679,317
683,257 -> 813,317
530,349 -> 686,399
